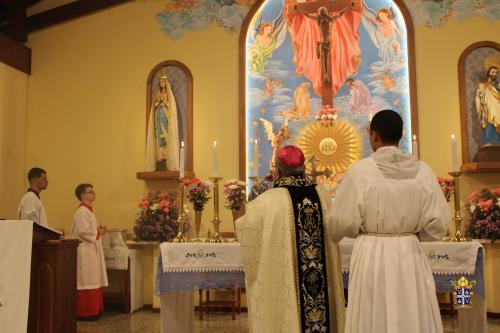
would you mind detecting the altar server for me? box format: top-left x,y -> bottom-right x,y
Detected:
330,110 -> 450,333
18,167 -> 49,226
236,145 -> 345,333
70,183 -> 108,320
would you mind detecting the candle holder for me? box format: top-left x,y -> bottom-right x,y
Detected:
448,171 -> 469,242
172,181 -> 187,243
207,177 -> 224,243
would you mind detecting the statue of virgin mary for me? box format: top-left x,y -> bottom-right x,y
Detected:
145,73 -> 180,171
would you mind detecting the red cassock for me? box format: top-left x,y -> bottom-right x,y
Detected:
77,288 -> 104,317
285,8 -> 361,98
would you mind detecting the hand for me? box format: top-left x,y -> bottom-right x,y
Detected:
98,226 -> 107,236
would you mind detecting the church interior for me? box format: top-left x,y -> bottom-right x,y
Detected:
0,0 -> 499,332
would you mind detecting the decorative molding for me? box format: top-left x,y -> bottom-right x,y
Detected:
136,171 -> 195,181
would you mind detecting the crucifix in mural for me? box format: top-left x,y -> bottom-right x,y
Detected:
244,0 -> 415,196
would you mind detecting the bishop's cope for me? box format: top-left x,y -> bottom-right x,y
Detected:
236,145 -> 345,333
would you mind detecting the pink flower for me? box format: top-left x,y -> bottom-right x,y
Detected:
478,199 -> 493,212
139,200 -> 150,209
493,188 -> 500,196
468,191 -> 480,203
158,192 -> 168,199
159,200 -> 170,208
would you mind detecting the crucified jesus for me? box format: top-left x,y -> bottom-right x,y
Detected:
295,3 -> 354,85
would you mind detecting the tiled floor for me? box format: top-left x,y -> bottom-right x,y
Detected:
77,310 -> 500,333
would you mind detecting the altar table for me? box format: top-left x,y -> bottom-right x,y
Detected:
339,238 -> 487,333
156,241 -> 245,333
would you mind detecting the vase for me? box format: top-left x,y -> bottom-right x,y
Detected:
195,210 -> 202,240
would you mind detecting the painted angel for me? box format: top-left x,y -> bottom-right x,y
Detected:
248,6 -> 287,75
260,117 -> 291,169
362,4 -> 405,67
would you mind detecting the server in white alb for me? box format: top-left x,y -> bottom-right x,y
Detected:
18,167 -> 49,226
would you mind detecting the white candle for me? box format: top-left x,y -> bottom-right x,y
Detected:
179,141 -> 185,178
412,135 -> 418,159
212,141 -> 218,177
451,135 -> 459,172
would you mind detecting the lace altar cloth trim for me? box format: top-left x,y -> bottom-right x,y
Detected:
342,249 -> 485,297
160,241 -> 244,273
156,254 -> 245,294
339,238 -> 483,275
103,248 -> 130,270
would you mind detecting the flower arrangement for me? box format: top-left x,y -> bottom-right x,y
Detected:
134,191 -> 178,242
182,177 -> 211,211
437,177 -> 455,202
315,105 -> 338,122
223,179 -> 247,211
465,188 -> 500,242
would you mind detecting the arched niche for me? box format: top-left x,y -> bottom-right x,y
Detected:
239,0 -> 418,191
137,60 -> 194,180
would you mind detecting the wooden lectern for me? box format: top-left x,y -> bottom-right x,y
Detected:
27,224 -> 79,333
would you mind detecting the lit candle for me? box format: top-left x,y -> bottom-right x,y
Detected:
179,141 -> 185,179
368,112 -> 373,122
451,135 -> 459,172
412,135 -> 418,159
212,141 -> 218,177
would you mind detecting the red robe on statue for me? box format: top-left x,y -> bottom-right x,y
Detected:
286,8 -> 361,98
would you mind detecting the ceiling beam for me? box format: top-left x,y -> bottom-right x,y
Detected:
0,32 -> 31,74
27,0 -> 129,32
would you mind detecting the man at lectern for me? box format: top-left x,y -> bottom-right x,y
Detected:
17,167 -> 49,226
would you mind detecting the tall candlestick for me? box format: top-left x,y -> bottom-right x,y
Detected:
412,135 -> 418,159
179,141 -> 185,179
212,141 -> 218,177
451,135 -> 459,172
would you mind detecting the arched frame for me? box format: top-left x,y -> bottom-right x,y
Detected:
145,60 -> 194,175
238,0 -> 419,179
458,41 -> 500,172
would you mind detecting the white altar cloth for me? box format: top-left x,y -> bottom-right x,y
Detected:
160,241 -> 243,273
0,220 -> 33,333
159,241 -> 243,333
339,238 -> 483,275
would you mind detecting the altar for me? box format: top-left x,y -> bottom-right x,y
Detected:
156,241 -> 245,333
339,238 -> 487,333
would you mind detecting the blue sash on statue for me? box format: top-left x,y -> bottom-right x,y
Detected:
275,175 -> 331,333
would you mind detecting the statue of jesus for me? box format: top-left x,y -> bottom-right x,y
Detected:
295,4 -> 353,84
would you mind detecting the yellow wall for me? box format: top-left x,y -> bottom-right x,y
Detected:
414,18 -> 500,211
0,62 -> 28,219
25,1 -> 239,234
23,3 -> 500,233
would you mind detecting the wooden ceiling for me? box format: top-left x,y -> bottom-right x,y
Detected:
0,0 -> 128,42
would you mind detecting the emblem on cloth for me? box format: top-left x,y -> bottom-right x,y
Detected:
451,276 -> 476,309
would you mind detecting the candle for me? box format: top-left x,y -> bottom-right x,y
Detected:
212,141 -> 218,177
179,141 -> 185,178
412,135 -> 418,159
451,135 -> 459,172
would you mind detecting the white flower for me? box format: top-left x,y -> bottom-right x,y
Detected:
497,198 -> 500,207
241,190 -> 246,194
470,205 -> 476,213
229,184 -> 239,190
238,181 -> 246,186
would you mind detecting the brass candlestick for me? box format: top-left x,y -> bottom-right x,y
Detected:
448,171 -> 469,242
207,177 -> 224,243
172,181 -> 187,243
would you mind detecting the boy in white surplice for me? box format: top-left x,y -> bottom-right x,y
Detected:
330,110 -> 450,333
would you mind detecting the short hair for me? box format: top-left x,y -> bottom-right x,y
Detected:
370,110 -> 403,144
276,158 -> 306,178
28,167 -> 46,181
75,183 -> 93,201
